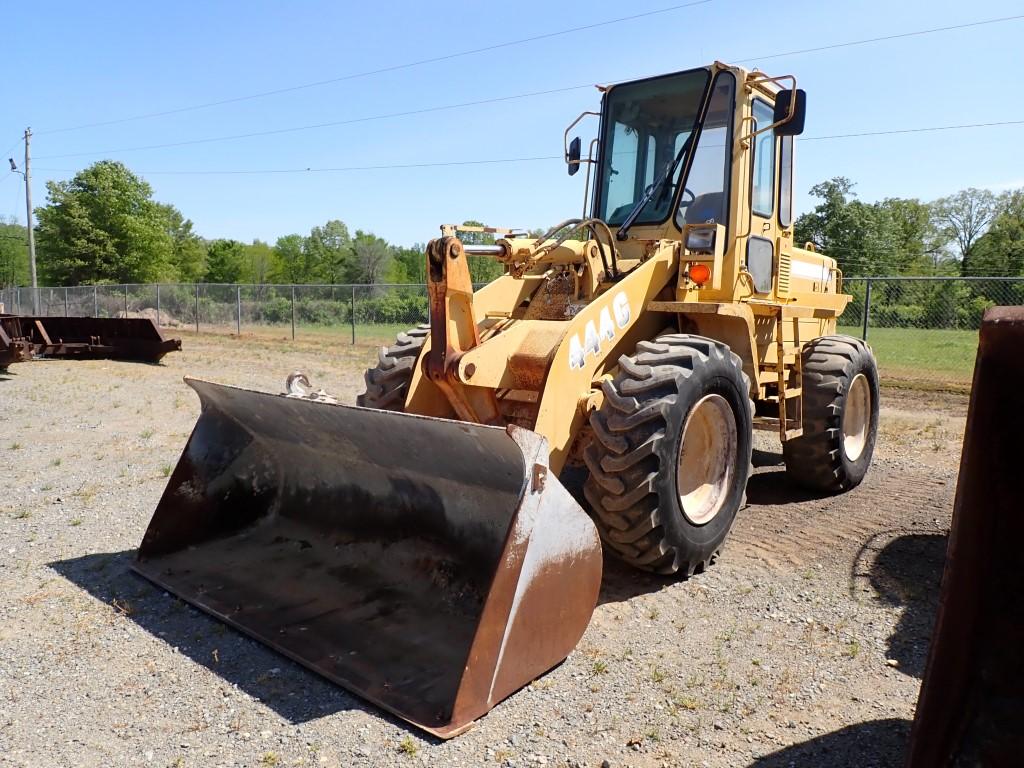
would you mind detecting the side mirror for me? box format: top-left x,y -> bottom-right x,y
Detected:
773,89 -> 806,136
567,136 -> 581,176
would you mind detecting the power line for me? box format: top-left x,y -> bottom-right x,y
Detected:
32,13 -> 1024,161
732,14 -> 1024,65
34,155 -> 562,175
36,0 -> 713,135
31,119 -> 1024,175
802,119 -> 1024,142
34,85 -> 587,159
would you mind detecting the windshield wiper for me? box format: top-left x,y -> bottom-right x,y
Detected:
616,133 -> 694,241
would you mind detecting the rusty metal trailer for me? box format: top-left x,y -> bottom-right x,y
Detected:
0,314 -> 181,369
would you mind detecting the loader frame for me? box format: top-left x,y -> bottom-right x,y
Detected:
405,62 -> 851,472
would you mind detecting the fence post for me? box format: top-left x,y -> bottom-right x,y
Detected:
93,285 -> 98,317
156,284 -> 161,327
290,286 -> 296,341
195,283 -> 200,334
861,279 -> 872,342
64,287 -> 69,317
16,287 -> 20,314
236,285 -> 242,336
123,284 -> 129,317
351,286 -> 356,345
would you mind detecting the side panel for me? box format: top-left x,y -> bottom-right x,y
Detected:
534,248 -> 679,473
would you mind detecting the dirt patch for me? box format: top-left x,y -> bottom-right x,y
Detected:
0,333 -> 957,767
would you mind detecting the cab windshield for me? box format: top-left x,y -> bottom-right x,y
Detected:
596,69 -> 710,226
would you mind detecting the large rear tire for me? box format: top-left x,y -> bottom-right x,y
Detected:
583,334 -> 753,576
783,335 -> 879,492
356,325 -> 429,411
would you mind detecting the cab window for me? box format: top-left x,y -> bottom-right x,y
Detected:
751,99 -> 776,218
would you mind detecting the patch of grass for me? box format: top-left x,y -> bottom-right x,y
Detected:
845,639 -> 861,658
161,463 -> 173,477
12,509 -> 31,519
650,666 -> 667,683
51,457 -> 62,466
591,660 -> 608,676
69,518 -> 83,527
259,753 -> 280,767
837,325 -> 977,386
493,748 -> 513,762
648,606 -> 660,620
139,429 -> 154,439
398,736 -> 418,756
9,442 -> 22,450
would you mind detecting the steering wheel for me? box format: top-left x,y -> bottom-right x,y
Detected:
679,187 -> 696,207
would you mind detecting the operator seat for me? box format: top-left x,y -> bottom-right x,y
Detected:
683,192 -> 724,225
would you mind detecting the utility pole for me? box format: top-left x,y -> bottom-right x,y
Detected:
22,128 -> 38,313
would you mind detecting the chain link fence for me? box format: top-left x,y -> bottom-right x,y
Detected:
3,277 -> 1023,388
0,283 -> 457,347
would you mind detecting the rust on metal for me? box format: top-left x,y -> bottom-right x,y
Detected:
905,306 -> 1024,766
133,379 -> 602,737
0,314 -> 181,367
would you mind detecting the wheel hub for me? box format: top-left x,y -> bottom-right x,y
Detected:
842,373 -> 871,462
676,394 -> 737,525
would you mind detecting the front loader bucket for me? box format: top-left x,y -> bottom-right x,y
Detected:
133,379 -> 602,737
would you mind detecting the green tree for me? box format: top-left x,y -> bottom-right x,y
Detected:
794,178 -> 902,276
270,234 -> 307,283
0,217 -> 28,288
158,204 -> 206,281
391,244 -> 426,283
35,160 -> 174,284
930,188 -> 999,275
306,219 -> 352,282
350,230 -> 392,284
971,189 -> 1024,276
240,240 -> 276,285
204,239 -> 245,283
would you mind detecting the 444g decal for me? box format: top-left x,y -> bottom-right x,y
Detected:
568,292 -> 630,370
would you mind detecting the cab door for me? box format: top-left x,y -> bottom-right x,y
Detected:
746,98 -> 778,296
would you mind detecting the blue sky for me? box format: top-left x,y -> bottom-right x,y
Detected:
1,0 -> 1021,246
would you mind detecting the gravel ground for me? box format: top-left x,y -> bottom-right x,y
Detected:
0,332 -> 966,768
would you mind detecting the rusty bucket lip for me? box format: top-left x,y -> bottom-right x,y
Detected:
132,377 -> 596,738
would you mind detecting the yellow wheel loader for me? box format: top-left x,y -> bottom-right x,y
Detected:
134,61 -> 879,737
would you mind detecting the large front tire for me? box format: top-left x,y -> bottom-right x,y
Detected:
583,334 -> 753,575
783,335 -> 879,492
356,325 -> 429,411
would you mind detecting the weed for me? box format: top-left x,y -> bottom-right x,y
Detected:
140,429 -> 154,439
9,442 -> 22,450
69,518 -> 83,527
12,510 -> 31,520
650,666 -> 667,683
259,753 -> 280,766
161,463 -> 173,477
648,607 -> 660,620
398,736 -> 418,756
51,457 -> 62,466
845,640 -> 860,658
646,728 -> 661,743
493,749 -> 513,762
592,660 -> 608,675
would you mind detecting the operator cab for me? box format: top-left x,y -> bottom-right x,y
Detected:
595,67 -> 737,238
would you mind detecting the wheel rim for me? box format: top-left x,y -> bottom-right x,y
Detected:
842,373 -> 871,462
676,394 -> 737,525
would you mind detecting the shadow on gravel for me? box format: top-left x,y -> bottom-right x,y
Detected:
745,466 -> 830,505
863,533 -> 946,678
598,556 -> 673,606
748,718 -> 910,767
49,549 -> 392,727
